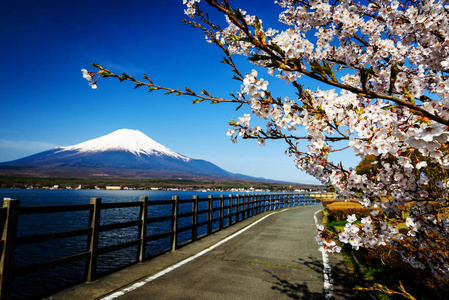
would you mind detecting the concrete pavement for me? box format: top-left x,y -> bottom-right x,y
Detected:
47,205 -> 358,300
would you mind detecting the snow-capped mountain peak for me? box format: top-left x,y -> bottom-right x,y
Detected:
59,129 -> 190,161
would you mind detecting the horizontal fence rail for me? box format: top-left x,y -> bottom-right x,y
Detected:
0,192 -> 330,299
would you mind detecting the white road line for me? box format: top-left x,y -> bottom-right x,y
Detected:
101,210 -> 281,300
314,210 -> 333,300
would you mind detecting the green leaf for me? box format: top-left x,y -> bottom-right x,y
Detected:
309,60 -> 326,77
143,73 -> 153,84
91,63 -> 103,69
233,8 -> 246,28
249,54 -> 270,62
381,104 -> 397,110
359,67 -> 371,92
389,62 -> 399,94
221,57 -> 232,65
202,89 -> 212,97
266,59 -> 281,68
322,60 -> 337,82
267,43 -> 283,55
230,35 -> 242,41
101,69 -> 112,77
254,17 -> 261,31
403,87 -> 416,104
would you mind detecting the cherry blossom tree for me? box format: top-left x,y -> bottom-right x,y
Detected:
83,0 -> 449,279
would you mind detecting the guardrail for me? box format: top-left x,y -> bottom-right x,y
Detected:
0,192 -> 327,299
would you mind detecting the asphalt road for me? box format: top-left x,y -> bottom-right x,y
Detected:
48,205 -> 357,300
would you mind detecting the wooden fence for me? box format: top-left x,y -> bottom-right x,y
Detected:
0,192 -> 327,299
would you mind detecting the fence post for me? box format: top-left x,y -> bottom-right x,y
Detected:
228,195 -> 233,225
247,194 -> 250,217
256,194 -> 259,214
273,194 -> 277,210
219,195 -> 224,230
235,194 -> 240,223
261,194 -> 264,212
264,194 -> 268,212
242,195 -> 247,220
87,197 -> 101,282
273,194 -> 279,210
279,194 -> 281,209
250,194 -> 257,216
0,199 -> 20,300
138,197 -> 148,262
192,196 -> 198,242
208,196 -> 213,235
171,196 -> 178,251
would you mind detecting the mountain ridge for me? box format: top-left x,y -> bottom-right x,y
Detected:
0,129 -> 275,182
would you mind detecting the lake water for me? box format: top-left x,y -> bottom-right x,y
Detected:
0,189 -> 311,299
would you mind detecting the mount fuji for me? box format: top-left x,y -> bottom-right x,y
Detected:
0,129 -> 259,180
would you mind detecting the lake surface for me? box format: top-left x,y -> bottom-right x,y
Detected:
0,189 -> 311,299
0,188 -> 248,206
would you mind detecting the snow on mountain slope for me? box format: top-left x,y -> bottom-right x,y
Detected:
58,129 -> 190,161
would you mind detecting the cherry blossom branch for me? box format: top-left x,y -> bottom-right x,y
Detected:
206,0 -> 449,126
90,64 -> 247,105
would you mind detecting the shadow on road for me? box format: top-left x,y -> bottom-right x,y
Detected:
263,255 -> 324,299
265,270 -> 323,300
264,254 -> 363,300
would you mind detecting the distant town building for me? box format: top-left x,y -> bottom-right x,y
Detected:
105,186 -> 122,190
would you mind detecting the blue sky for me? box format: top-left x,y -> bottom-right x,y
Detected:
0,0 -> 358,184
